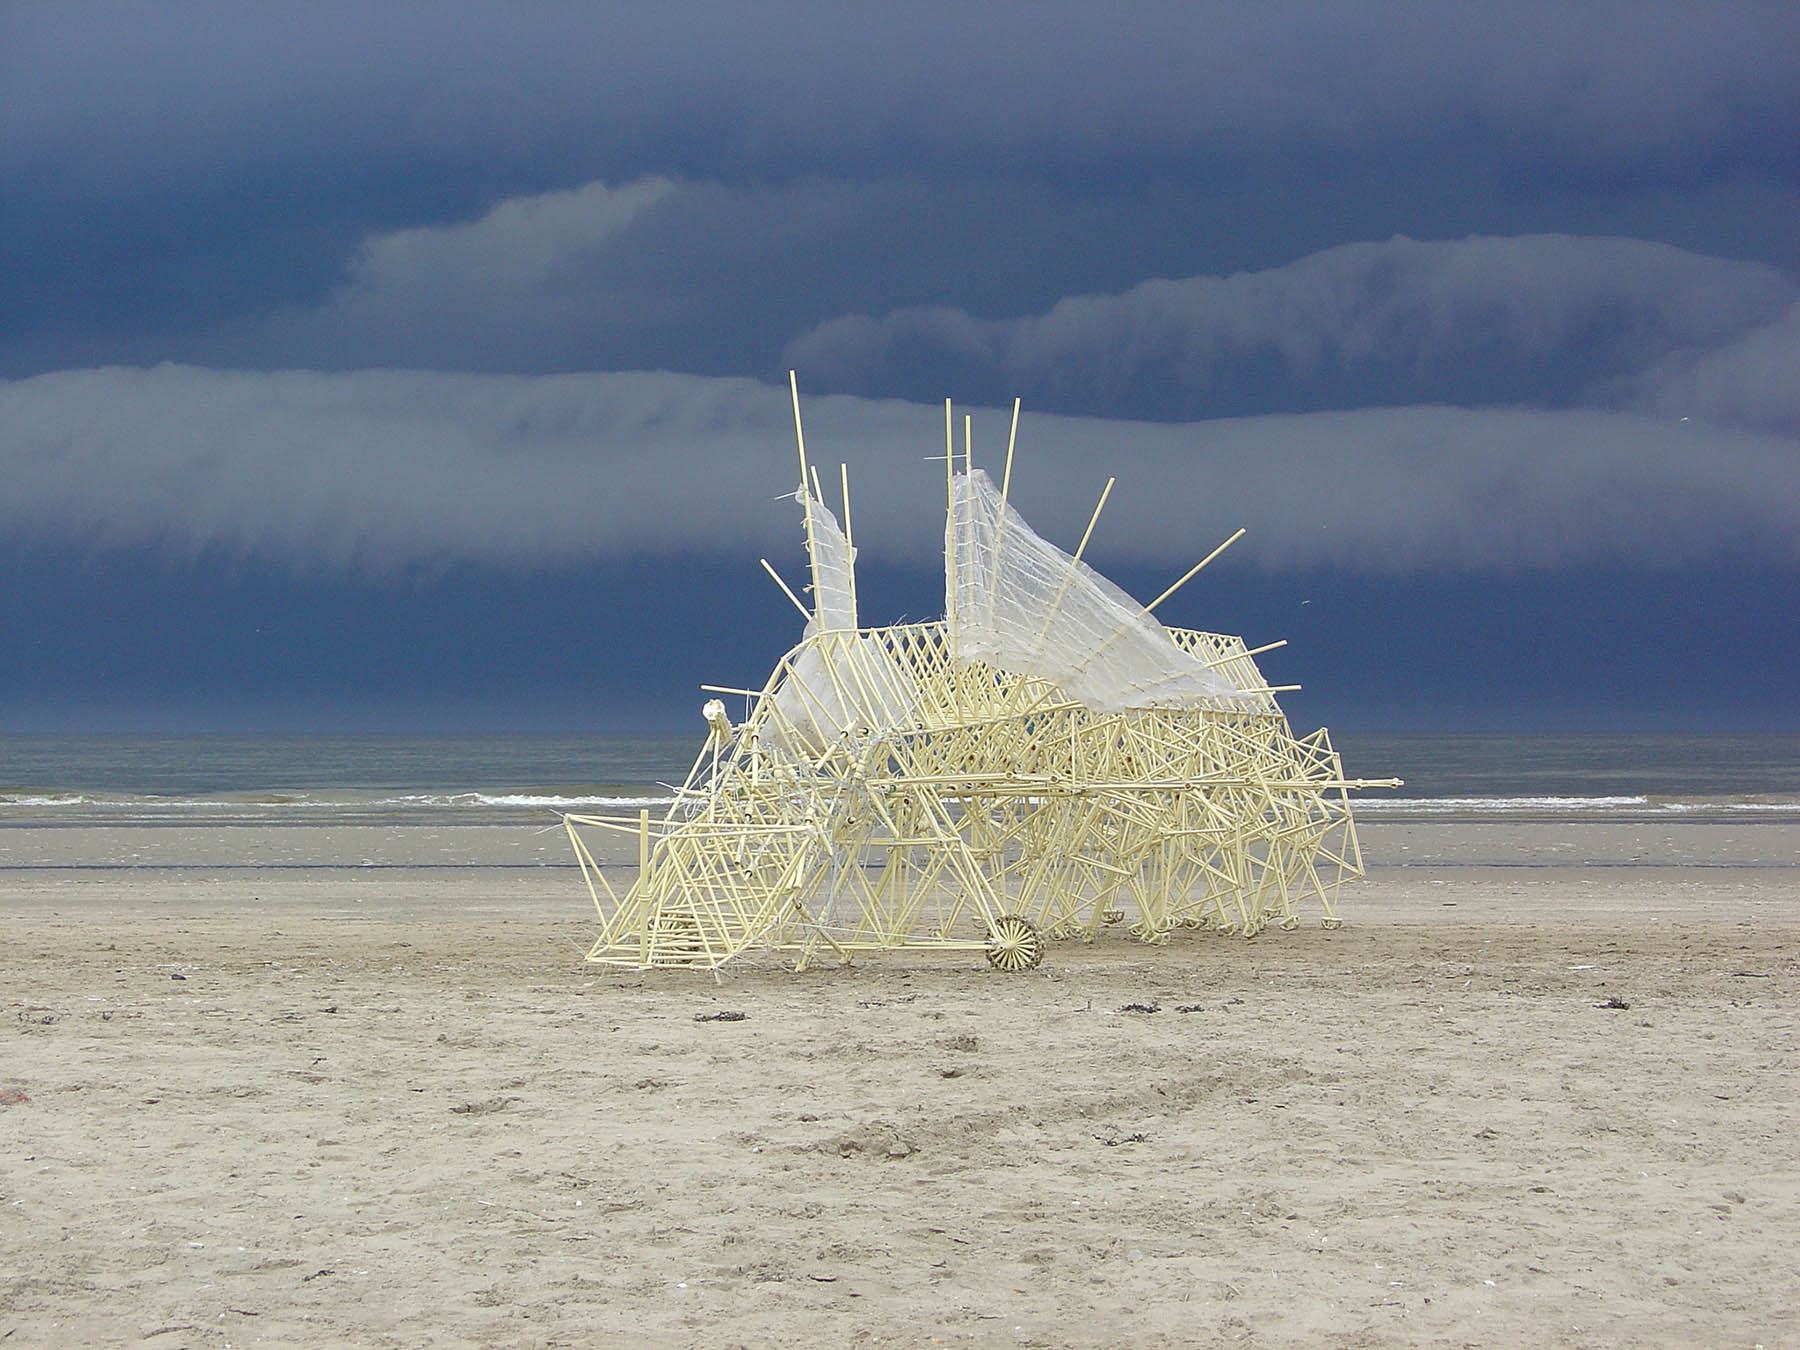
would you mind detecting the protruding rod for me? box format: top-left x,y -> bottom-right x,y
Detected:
700,683 -> 768,699
838,461 -> 859,626
760,557 -> 813,622
1202,637 -> 1287,669
964,413 -> 973,477
1144,527 -> 1246,614
1202,640 -> 1288,673
1032,476 -> 1115,649
789,370 -> 821,618
1001,398 -> 1020,503
1074,477 -> 1115,560
1063,517 -> 1241,681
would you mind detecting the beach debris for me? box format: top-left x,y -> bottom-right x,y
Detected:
1094,1127 -> 1150,1147
1118,1001 -> 1161,1014
450,1096 -> 520,1115
823,1120 -> 917,1158
693,1010 -> 747,1023
1598,996 -> 1632,1010
564,376 -> 1398,973
0,1087 -> 29,1107
300,1268 -> 335,1283
1173,1004 -> 1205,1013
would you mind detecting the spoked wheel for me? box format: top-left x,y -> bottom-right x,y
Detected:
985,915 -> 1044,972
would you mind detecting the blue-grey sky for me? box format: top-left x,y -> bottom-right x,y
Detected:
2,2 -> 1796,732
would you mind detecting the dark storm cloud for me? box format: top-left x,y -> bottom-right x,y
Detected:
135,190 -> 1799,438
3,366 -> 1795,575
5,4 -> 1797,376
7,3 -> 1796,190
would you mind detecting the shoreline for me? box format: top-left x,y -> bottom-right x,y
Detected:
4,814 -> 1798,871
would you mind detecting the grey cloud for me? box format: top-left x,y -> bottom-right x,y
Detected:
204,175 -> 1247,376
784,235 -> 1797,418
231,178 -> 680,370
2,365 -> 1794,579
1625,301 -> 1800,437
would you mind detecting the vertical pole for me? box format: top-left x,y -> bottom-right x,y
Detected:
638,808 -> 650,877
790,370 -> 820,620
991,397 -> 1021,627
944,397 -> 957,651
1001,398 -> 1019,505
839,462 -> 859,628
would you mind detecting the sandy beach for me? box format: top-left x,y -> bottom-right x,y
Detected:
3,817 -> 1796,1347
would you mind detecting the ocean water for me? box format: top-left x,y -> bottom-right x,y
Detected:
2,731 -> 1797,821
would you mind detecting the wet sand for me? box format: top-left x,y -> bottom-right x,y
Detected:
2,819 -> 1796,1346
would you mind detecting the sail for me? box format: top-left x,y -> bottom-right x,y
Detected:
771,490 -> 915,751
947,470 -> 1243,713
805,492 -> 857,633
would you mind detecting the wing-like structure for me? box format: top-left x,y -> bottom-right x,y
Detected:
948,470 -> 1242,712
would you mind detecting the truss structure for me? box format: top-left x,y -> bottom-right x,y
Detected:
566,377 -> 1398,973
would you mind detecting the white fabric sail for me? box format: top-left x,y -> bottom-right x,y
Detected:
804,492 -> 858,634
947,470 -> 1243,713
773,492 -> 916,750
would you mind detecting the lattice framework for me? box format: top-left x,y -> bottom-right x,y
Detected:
566,380 -> 1397,973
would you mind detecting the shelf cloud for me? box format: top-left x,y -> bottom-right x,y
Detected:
4,365 -> 1794,575
785,235 -> 1796,421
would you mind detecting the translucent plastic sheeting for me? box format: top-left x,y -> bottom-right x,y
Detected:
948,470 -> 1245,713
770,494 -> 917,753
804,492 -> 857,633
772,633 -> 918,753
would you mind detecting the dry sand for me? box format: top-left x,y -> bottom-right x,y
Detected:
2,820 -> 1796,1347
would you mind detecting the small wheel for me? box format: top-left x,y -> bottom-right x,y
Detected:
1100,907 -> 1125,926
985,915 -> 1044,972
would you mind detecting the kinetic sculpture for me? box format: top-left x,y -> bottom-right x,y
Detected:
566,376 -> 1397,972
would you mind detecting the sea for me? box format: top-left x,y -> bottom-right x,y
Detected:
2,732 -> 1798,824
